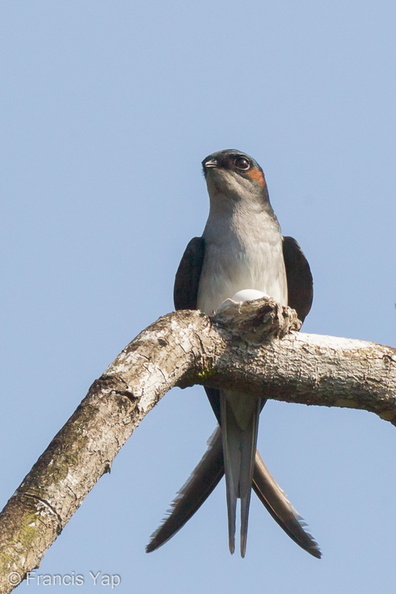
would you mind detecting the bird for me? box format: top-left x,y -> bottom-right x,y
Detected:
146,149 -> 320,558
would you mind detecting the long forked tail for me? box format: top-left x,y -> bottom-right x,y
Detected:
146,428 -> 321,559
220,391 -> 261,557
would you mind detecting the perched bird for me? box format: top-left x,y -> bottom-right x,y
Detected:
147,149 -> 320,558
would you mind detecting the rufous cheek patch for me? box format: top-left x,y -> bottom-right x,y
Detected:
247,167 -> 266,188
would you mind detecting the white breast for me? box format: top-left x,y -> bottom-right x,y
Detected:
197,201 -> 288,314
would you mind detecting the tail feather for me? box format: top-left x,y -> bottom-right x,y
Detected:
220,391 -> 261,557
220,394 -> 238,554
146,428 -> 223,553
253,451 -> 321,558
239,402 -> 260,557
146,426 -> 321,559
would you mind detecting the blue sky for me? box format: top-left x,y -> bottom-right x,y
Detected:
1,1 -> 396,592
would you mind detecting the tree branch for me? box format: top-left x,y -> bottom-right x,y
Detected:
0,297 -> 395,591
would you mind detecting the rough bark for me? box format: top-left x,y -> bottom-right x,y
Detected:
0,297 -> 395,591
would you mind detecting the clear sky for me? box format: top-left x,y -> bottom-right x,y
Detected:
1,1 -> 396,592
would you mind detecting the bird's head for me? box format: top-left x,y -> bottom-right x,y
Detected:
202,149 -> 270,210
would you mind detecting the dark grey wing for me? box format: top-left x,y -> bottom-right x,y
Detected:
173,237 -> 223,468
282,236 -> 313,323
147,427 -> 321,558
174,237 -> 205,310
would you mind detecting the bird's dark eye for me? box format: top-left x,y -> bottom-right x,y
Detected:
234,156 -> 251,170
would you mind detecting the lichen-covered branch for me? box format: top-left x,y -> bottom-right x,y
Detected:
0,297 -> 395,591
206,299 -> 396,422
